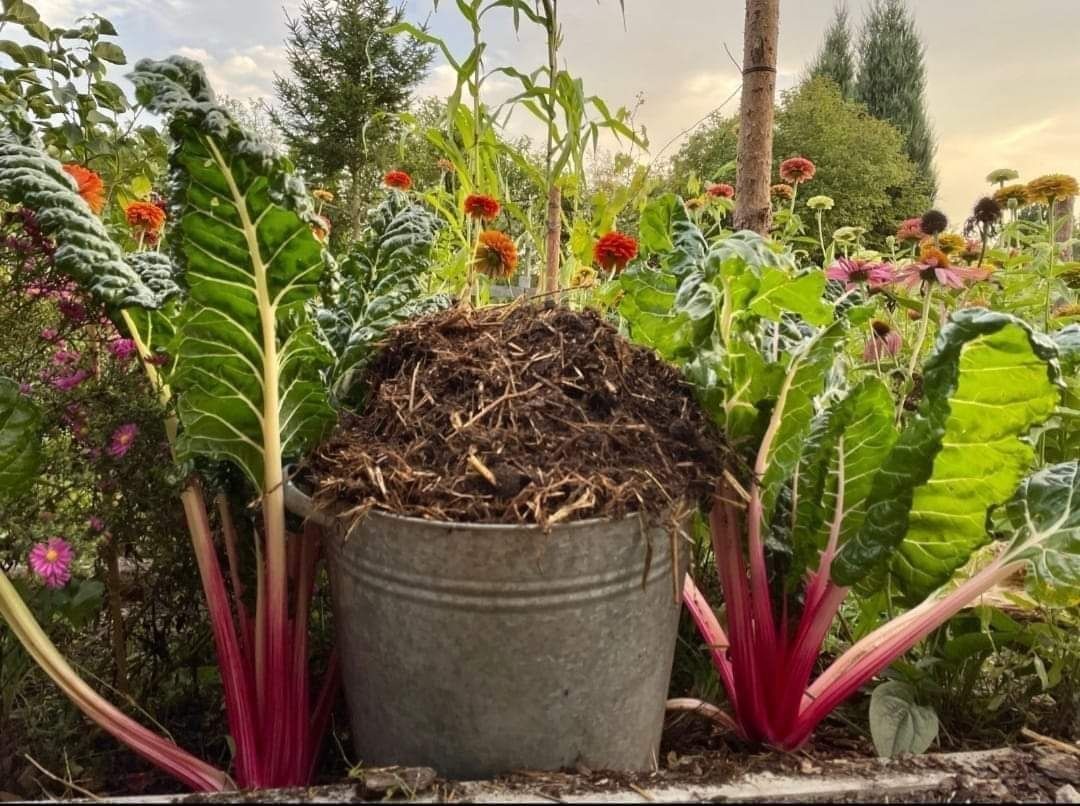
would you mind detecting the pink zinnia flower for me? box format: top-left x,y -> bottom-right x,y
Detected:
51,369 -> 90,391
89,516 -> 105,532
28,538 -> 74,589
107,423 -> 139,458
110,339 -> 137,362
18,382 -> 31,396
863,321 -> 903,362
706,182 -> 735,199
40,328 -> 59,342
779,156 -> 816,184
825,257 -> 895,290
896,218 -> 924,243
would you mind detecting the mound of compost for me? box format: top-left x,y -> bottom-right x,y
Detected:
310,303 -> 728,526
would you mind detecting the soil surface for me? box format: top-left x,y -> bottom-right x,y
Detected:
169,743 -> 1079,804
311,303 -> 729,527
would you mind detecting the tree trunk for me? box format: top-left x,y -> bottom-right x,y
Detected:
543,184 -> 562,295
734,0 -> 780,235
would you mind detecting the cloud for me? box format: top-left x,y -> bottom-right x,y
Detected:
176,43 -> 287,100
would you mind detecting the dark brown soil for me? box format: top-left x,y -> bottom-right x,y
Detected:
310,302 -> 729,527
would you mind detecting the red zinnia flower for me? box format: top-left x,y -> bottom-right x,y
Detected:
593,231 -> 639,273
124,201 -> 166,236
464,194 -> 501,221
62,164 -> 105,214
383,170 -> 412,191
779,157 -> 816,184
706,183 -> 735,199
475,230 -> 519,279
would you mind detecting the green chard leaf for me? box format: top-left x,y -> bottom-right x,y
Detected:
0,377 -> 41,500
130,56 -> 334,490
1001,462 -> 1080,607
791,378 -> 899,578
758,318 -> 847,521
834,309 -> 1061,595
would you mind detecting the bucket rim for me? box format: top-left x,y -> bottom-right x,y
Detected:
284,473 -> 669,533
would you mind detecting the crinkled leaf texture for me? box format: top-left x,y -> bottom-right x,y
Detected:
0,377 -> 41,500
758,318 -> 847,521
0,141 -> 177,309
834,309 -> 1061,595
791,378 -> 899,579
321,192 -> 449,403
130,56 -> 334,489
1002,461 -> 1080,607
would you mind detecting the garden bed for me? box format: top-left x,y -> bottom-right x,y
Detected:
63,745 -> 1080,803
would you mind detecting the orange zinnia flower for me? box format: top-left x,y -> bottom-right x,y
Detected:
770,183 -> 794,201
593,231 -> 639,273
62,164 -> 105,214
124,201 -> 166,235
706,183 -> 735,199
475,230 -> 518,279
311,214 -> 331,243
464,194 -> 501,221
383,170 -> 412,191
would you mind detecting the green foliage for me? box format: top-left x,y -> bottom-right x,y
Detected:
1002,462 -> 1080,607
670,79 -> 929,245
131,56 -> 335,490
272,0 -> 433,237
321,190 -> 449,403
0,0 -> 128,150
834,310 -> 1061,595
792,379 -> 899,581
808,3 -> 856,99
854,0 -> 936,193
0,376 -> 41,499
869,680 -> 939,757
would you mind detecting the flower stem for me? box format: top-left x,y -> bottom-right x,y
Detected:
1045,203 -> 1057,330
900,285 -> 934,421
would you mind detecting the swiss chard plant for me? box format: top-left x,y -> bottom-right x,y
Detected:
610,197 -> 1075,750
0,55 -> 439,791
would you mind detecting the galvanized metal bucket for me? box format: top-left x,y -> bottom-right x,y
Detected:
287,484 -> 688,779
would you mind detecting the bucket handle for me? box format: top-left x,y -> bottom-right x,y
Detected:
282,466 -> 335,528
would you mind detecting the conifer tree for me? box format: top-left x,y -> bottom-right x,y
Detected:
272,0 -> 432,237
854,0 -> 936,195
808,3 -> 855,99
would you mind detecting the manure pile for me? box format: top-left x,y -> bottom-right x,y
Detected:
311,303 -> 728,527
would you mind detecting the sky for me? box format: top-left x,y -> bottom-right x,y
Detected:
20,0 -> 1080,221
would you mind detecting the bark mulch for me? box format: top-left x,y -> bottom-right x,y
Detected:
310,302 -> 729,528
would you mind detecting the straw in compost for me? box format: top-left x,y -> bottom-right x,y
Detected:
310,303 -> 728,527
